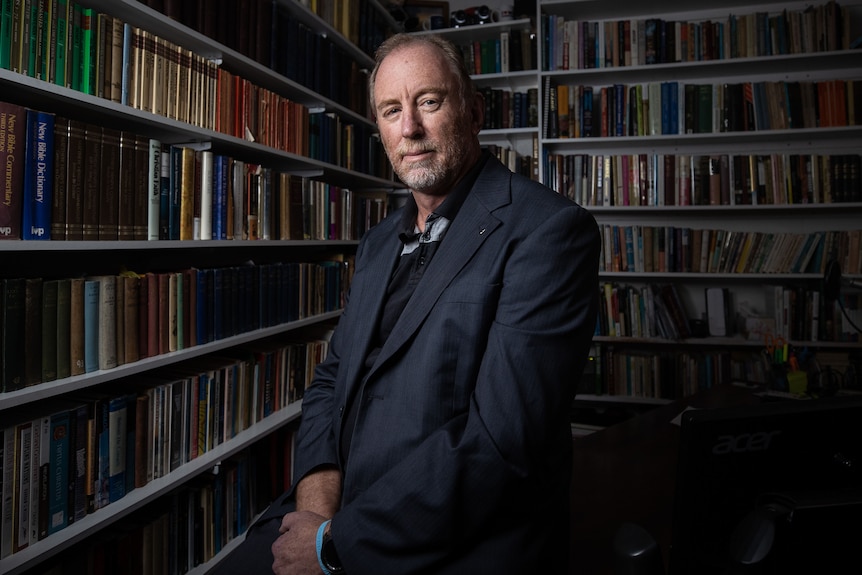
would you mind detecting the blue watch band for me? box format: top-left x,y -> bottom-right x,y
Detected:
316,519 -> 333,575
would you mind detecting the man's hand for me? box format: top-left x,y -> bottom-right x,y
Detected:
272,510 -> 327,575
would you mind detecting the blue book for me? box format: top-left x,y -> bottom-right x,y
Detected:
212,155 -> 224,240
48,408 -> 72,535
107,395 -> 127,503
83,279 -> 99,373
22,109 -> 55,239
121,23 -> 132,105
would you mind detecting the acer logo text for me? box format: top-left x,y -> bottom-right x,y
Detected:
712,431 -> 781,455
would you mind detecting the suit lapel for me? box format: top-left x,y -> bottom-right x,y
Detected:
367,157 -> 513,377
341,219 -> 402,395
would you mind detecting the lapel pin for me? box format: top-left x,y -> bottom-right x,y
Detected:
479,228 -> 485,235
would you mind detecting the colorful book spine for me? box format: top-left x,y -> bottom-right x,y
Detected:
21,108 -> 55,239
0,101 -> 25,239
0,0 -> 13,69
47,408 -> 71,535
83,279 -> 99,373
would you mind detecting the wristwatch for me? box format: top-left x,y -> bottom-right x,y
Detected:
320,529 -> 345,574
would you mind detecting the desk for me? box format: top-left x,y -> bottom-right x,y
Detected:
568,385 -> 763,575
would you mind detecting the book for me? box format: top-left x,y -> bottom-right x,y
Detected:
56,277 -> 71,380
199,149 -> 213,240
81,124 -> 101,241
91,275 -> 118,371
83,278 -> 99,373
47,406 -> 72,535
33,413 -> 49,543
41,278 -> 59,382
118,131 -> 136,241
21,109 -> 55,240
147,138 -> 161,240
133,134 -> 150,240
14,420 -> 33,551
0,101 -> 25,239
23,277 -> 43,387
51,115 -> 70,239
121,273 -> 141,364
64,118 -> 86,240
1,277 -> 25,392
107,394 -> 128,503
1,423 -> 13,558
98,128 -> 120,240
177,146 -> 195,240
69,277 -> 85,376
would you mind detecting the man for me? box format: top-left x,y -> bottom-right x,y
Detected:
213,33 -> 599,575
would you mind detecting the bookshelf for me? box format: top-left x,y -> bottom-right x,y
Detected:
0,0 -> 396,573
412,14 -> 541,179
538,0 -> 862,405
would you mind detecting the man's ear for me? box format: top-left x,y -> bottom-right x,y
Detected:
471,92 -> 485,135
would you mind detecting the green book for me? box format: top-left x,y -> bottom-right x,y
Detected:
10,0 -> 23,73
69,2 -> 81,90
79,5 -> 93,95
53,0 -> 69,86
24,0 -> 36,77
0,0 -> 13,69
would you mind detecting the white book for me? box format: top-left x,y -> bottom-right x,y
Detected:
200,150 -> 213,240
147,139 -> 162,240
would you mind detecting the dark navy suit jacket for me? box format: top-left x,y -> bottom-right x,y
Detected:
292,155 -> 600,574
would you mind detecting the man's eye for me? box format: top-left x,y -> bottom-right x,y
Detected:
383,107 -> 400,117
422,99 -> 439,108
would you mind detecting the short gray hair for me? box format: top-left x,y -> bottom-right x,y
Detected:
368,33 -> 477,117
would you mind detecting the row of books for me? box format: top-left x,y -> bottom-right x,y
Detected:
484,144 -> 536,182
589,344 -> 750,399
543,78 -> 861,139
0,343 -> 318,558
29,423 -> 295,574
544,153 -> 862,207
543,0 -> 851,71
0,258 -> 348,392
0,101 -> 391,241
137,0 -> 379,114
457,30 -> 537,75
0,1 -> 392,179
768,284 -> 861,342
597,281 -> 860,346
597,224 -> 862,277
479,86 -> 538,131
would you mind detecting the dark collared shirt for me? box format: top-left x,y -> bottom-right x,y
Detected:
340,152 -> 490,467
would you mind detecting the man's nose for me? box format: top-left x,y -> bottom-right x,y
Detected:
401,107 -> 424,138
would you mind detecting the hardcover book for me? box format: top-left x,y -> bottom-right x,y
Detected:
41,278 -> 59,382
1,277 -> 25,392
0,101 -> 25,239
22,108 -> 55,240
23,277 -> 43,386
51,116 -> 70,240
56,277 -> 71,380
83,278 -> 99,373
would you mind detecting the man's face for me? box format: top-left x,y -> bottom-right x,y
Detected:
373,43 -> 478,195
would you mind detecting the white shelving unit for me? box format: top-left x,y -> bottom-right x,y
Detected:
0,0 -> 397,572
